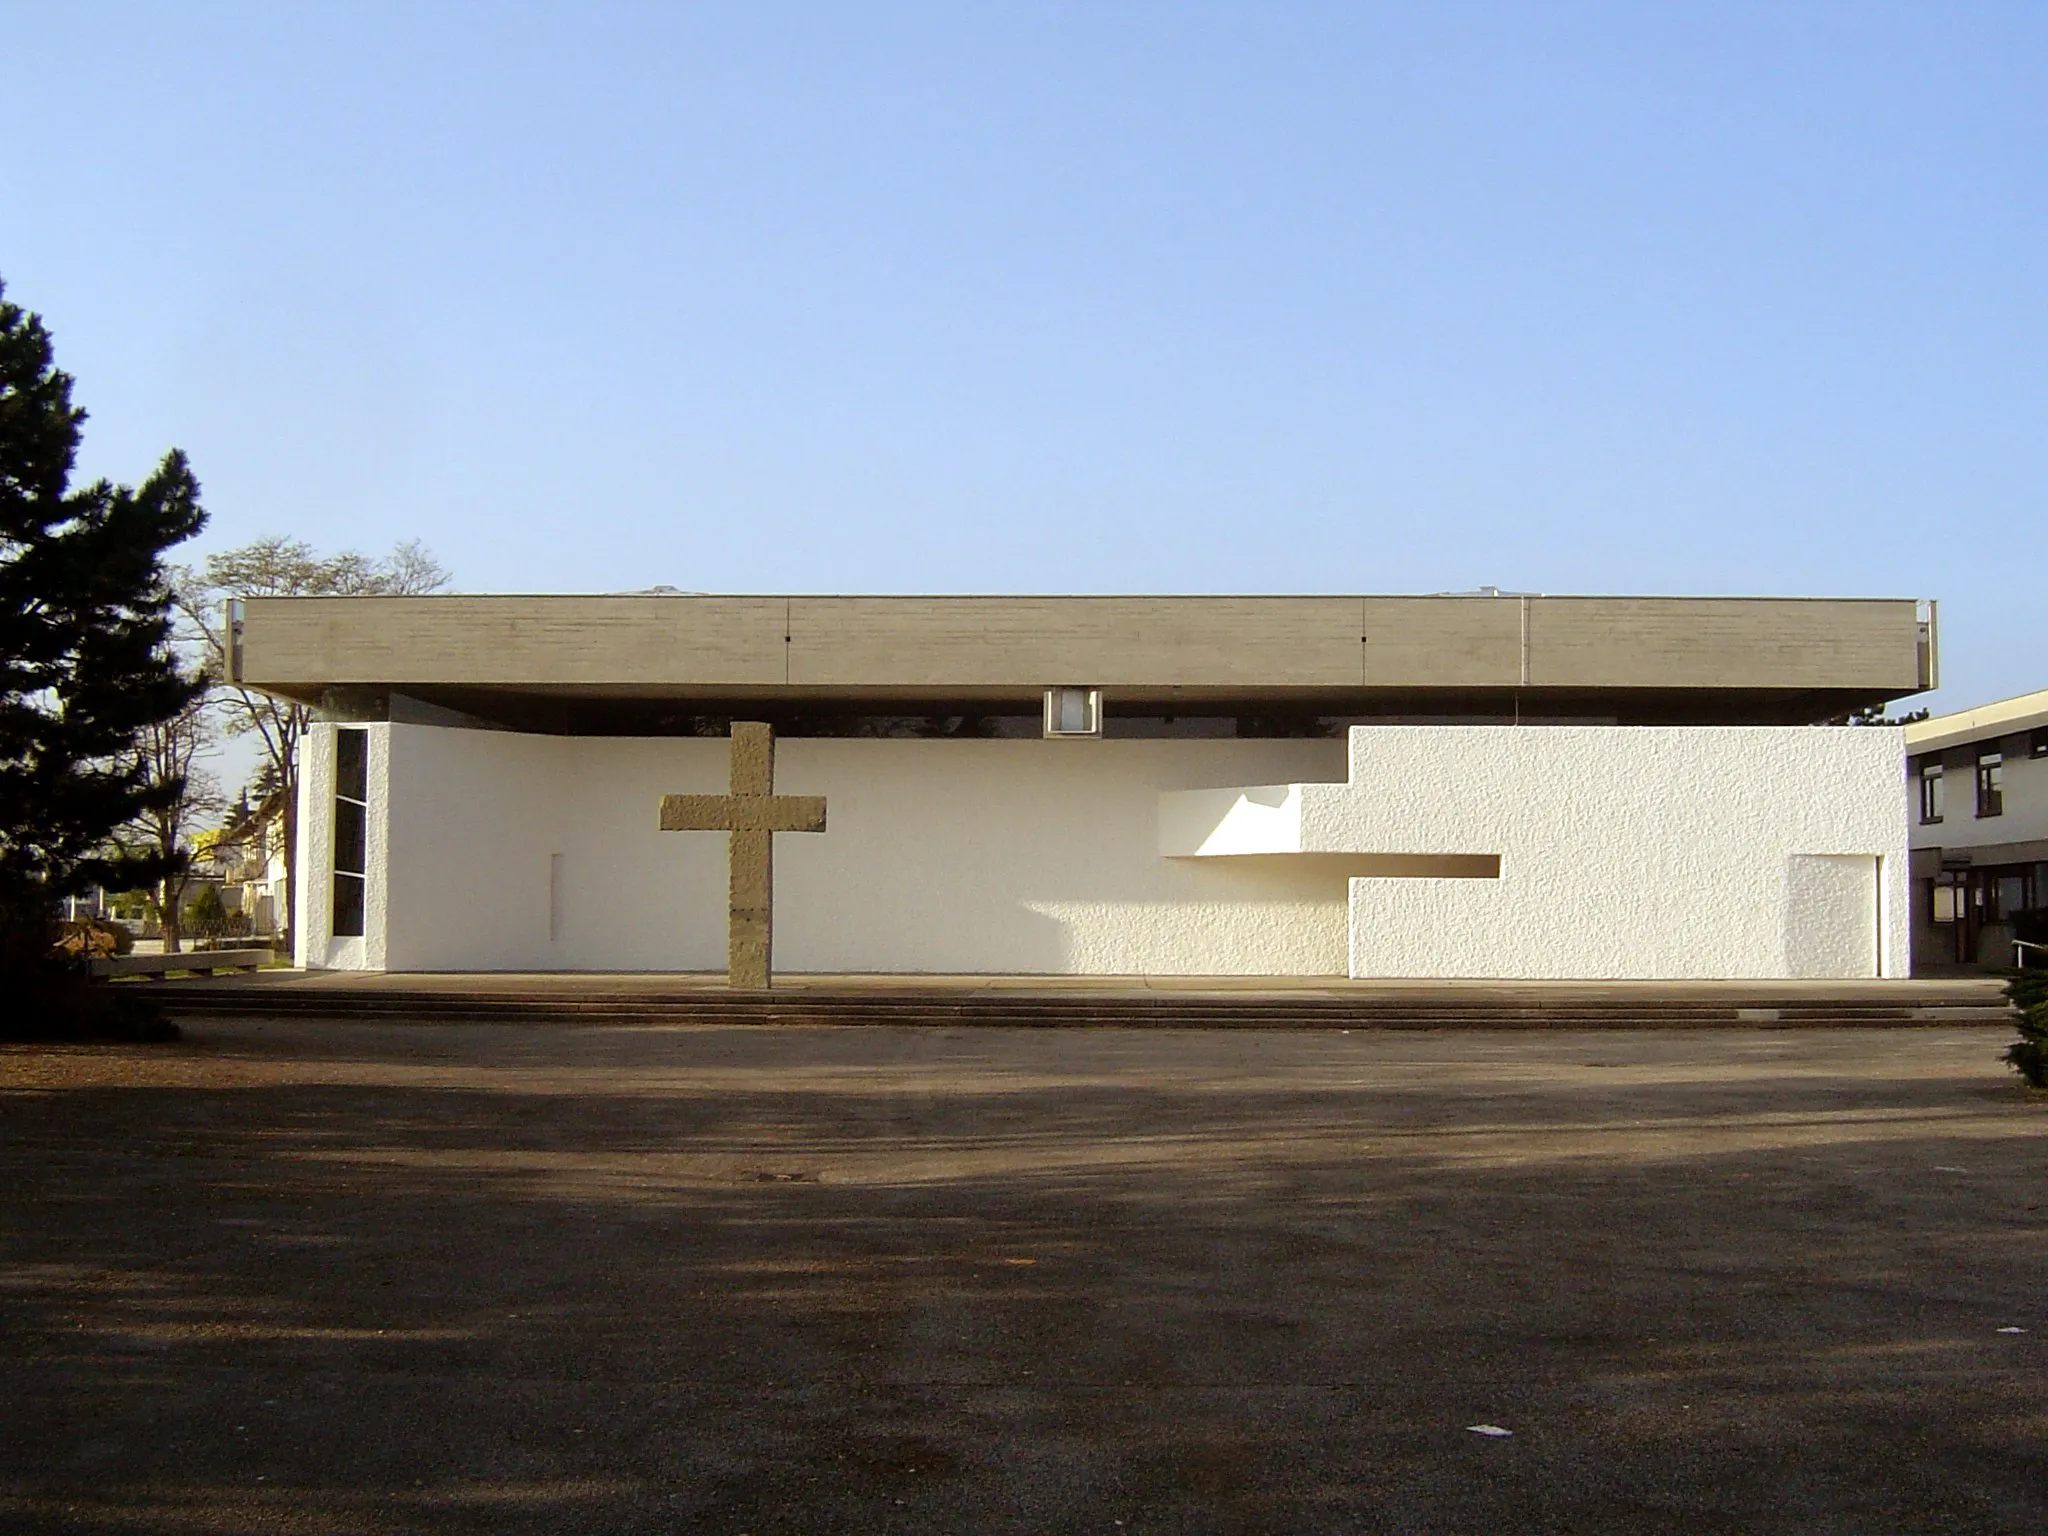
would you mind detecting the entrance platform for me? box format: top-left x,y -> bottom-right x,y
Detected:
151,970 -> 2013,1029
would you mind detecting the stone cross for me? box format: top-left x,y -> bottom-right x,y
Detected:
659,721 -> 826,989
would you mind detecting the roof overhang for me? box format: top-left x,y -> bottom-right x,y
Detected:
232,593 -> 1935,727
1905,687 -> 2048,755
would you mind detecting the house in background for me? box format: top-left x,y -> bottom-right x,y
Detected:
1906,689 -> 2048,969
197,791 -> 290,938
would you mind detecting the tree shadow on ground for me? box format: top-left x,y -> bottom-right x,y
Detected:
1,1024 -> 2043,1534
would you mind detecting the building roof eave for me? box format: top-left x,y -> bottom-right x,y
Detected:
1904,688 -> 2048,755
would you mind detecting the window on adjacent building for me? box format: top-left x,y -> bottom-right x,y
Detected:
333,729 -> 369,937
1918,762 -> 1944,824
2032,728 -> 2048,759
1932,883 -> 1959,924
1995,874 -> 2028,920
1976,751 -> 2004,819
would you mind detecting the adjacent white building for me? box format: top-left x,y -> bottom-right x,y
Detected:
233,593 -> 1935,982
1906,689 -> 2048,969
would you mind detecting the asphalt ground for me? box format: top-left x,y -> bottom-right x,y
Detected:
2,1020 -> 2044,1534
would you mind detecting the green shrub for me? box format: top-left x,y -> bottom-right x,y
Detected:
2005,968 -> 2048,1089
3,923 -> 177,1043
184,885 -> 228,927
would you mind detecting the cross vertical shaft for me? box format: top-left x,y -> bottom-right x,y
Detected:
658,721 -> 826,989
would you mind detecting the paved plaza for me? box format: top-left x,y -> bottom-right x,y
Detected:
2,1018 -> 2044,1533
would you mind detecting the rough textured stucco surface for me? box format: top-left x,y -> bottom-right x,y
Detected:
1290,726 -> 1908,980
1785,855 -> 1880,979
293,723 -> 388,971
324,727 -> 1350,974
290,727 -> 332,972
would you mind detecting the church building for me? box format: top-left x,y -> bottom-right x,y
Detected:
230,593 -> 1932,982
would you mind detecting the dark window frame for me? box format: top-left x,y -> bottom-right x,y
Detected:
1918,761 -> 1944,824
1975,750 -> 2004,819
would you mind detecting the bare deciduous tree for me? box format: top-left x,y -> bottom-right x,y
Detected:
177,538 -> 451,954
110,695 -> 225,953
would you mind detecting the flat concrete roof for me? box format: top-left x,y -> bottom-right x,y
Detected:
233,593 -> 1934,727
1905,686 -> 2048,755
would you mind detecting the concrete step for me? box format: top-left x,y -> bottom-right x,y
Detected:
155,982 -> 2014,1030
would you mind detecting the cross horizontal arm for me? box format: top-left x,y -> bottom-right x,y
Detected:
659,793 -> 827,834
738,795 -> 826,833
659,794 -> 734,832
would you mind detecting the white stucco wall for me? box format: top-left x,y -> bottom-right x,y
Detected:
1289,726 -> 1908,980
296,721 -> 1907,980
1158,784 -> 1306,855
305,725 -> 1352,975
774,739 -> 1354,975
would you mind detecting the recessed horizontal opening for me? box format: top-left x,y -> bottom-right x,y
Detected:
1190,853 -> 1501,879
1343,853 -> 1500,879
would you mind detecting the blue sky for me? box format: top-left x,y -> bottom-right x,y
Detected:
3,2 -> 2041,712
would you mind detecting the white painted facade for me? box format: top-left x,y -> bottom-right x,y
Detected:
1907,694 -> 2048,855
1905,688 -> 2048,968
297,721 -> 1908,980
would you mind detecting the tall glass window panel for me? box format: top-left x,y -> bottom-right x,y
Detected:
337,727 -> 368,802
334,799 -> 367,876
333,729 -> 369,937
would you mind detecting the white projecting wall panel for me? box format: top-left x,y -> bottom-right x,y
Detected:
1295,726 -> 1908,980
296,721 -> 1908,979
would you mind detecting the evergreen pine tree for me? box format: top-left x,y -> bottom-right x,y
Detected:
0,279 -> 207,1028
